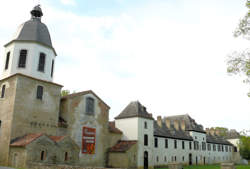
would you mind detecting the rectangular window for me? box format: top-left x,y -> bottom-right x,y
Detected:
154,137 -> 158,148
189,141 -> 192,150
38,53 -> 46,72
222,145 -> 224,152
1,85 -> 6,98
208,143 -> 211,151
144,134 -> 148,146
18,50 -> 27,68
182,141 -> 185,149
51,60 -> 54,77
165,139 -> 168,148
86,97 -> 94,114
174,140 -> 177,149
144,121 -> 147,129
213,144 -> 216,151
5,52 -> 10,70
202,142 -> 206,151
36,85 -> 43,100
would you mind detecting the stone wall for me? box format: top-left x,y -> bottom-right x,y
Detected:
0,75 -> 18,165
59,91 -> 110,167
26,162 -> 123,169
11,74 -> 62,139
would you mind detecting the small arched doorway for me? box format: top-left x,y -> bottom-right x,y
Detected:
189,153 -> 192,165
144,151 -> 148,169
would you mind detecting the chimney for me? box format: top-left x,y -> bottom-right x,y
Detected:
174,120 -> 179,130
180,120 -> 186,131
165,119 -> 170,128
210,128 -> 215,136
215,129 -> 220,136
205,128 -> 210,135
157,116 -> 162,128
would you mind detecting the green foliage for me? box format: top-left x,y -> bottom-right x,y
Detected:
61,89 -> 70,97
239,136 -> 250,160
156,164 -> 250,169
214,127 -> 229,137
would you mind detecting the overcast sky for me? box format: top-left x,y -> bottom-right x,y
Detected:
0,0 -> 249,132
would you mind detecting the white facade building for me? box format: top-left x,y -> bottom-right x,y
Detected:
114,101 -> 234,169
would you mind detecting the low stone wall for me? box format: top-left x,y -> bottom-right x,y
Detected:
221,163 -> 235,169
168,163 -> 183,169
27,162 -> 124,169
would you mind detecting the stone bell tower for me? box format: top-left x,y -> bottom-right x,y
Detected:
0,5 -> 62,166
1,5 -> 57,81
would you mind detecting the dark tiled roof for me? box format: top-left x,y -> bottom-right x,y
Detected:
109,140 -> 137,152
61,90 -> 110,109
206,134 -> 233,145
115,101 -> 154,120
10,133 -> 44,147
164,114 -> 206,133
108,122 -> 123,134
154,121 -> 193,141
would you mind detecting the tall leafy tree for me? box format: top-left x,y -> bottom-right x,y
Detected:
227,0 -> 250,90
239,136 -> 250,160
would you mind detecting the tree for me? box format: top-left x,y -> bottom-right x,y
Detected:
61,90 -> 70,97
227,0 -> 250,93
239,136 -> 250,160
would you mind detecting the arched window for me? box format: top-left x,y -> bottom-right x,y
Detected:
36,86 -> 43,100
86,97 -> 94,114
38,53 -> 46,72
144,121 -> 147,129
64,152 -> 68,161
41,151 -> 45,161
18,50 -> 27,68
5,52 -> 10,70
1,85 -> 6,98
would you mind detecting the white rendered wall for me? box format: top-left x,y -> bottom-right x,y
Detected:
1,41 -> 56,82
137,118 -> 154,168
152,130 -> 233,166
115,117 -> 139,140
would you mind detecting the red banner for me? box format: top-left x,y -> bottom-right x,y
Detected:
82,127 -> 96,154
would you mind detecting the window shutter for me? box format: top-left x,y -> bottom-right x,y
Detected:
37,86 -> 43,100
38,53 -> 46,72
1,85 -> 6,98
5,52 -> 10,70
18,50 -> 27,68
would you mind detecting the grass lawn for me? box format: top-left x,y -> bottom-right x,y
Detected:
156,164 -> 250,169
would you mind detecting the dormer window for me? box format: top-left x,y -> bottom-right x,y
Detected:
36,85 -> 43,100
18,50 -> 27,68
86,97 -> 94,114
5,52 -> 10,70
38,53 -> 46,72
1,85 -> 6,98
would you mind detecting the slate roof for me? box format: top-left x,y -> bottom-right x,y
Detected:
5,6 -> 56,55
109,140 -> 137,152
10,133 -> 44,147
164,114 -> 206,133
108,122 -> 123,134
154,121 -> 193,141
115,101 -> 154,120
206,134 -> 233,145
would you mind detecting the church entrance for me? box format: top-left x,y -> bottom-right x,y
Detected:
144,151 -> 148,169
189,153 -> 192,165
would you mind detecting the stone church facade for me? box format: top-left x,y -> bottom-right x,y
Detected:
0,5 -> 238,169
